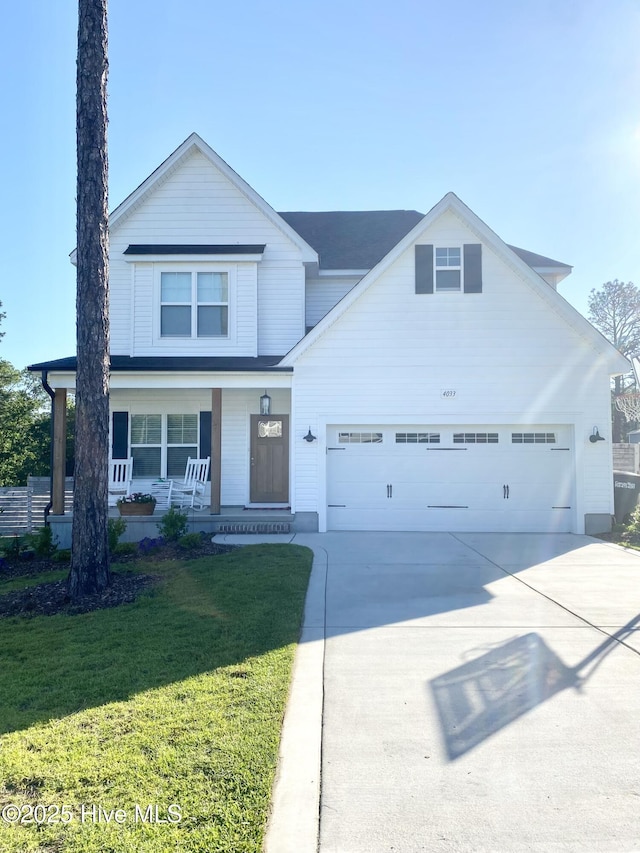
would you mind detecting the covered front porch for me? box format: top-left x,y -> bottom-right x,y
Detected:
39,357 -> 317,544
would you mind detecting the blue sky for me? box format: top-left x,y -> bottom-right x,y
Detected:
1,0 -> 639,369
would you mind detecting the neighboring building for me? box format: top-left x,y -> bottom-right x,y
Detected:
30,133 -> 629,535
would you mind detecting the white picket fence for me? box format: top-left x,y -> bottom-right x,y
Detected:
0,477 -> 74,535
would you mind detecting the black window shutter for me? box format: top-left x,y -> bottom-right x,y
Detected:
415,245 -> 434,294
111,412 -> 129,459
199,411 -> 212,481
463,244 -> 482,293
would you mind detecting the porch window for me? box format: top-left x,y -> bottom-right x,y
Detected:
160,271 -> 228,337
130,414 -> 199,479
131,414 -> 162,477
167,414 -> 198,477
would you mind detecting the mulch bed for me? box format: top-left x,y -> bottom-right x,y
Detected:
0,538 -> 237,619
593,531 -> 640,549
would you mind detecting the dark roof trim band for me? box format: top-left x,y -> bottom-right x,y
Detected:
123,244 -> 266,255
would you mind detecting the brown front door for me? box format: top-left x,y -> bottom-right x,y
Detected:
250,415 -> 289,503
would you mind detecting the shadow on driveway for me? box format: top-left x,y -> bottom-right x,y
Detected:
430,613 -> 640,760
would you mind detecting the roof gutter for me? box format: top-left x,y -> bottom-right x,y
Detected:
40,370 -> 55,526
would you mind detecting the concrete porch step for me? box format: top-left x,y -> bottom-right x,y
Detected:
211,520 -> 292,534
210,509 -> 294,534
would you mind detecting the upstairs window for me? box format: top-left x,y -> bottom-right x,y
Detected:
415,244 -> 482,294
160,271 -> 228,337
435,248 -> 461,292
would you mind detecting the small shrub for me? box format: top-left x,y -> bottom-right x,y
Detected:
5,535 -> 23,559
178,532 -> 203,551
51,549 -> 71,563
623,503 -> 640,536
32,526 -> 58,557
156,507 -> 188,542
108,517 -> 127,553
114,541 -> 138,556
138,536 -> 165,555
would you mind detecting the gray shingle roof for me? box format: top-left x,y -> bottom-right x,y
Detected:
279,210 -> 425,269
279,210 -> 571,272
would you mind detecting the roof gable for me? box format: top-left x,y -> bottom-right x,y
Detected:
281,192 -> 628,374
101,134 -> 318,263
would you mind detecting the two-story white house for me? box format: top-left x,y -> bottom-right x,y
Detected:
30,133 -> 628,538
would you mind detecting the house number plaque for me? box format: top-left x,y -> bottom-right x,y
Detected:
440,389 -> 457,399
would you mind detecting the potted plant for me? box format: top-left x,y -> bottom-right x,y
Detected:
117,493 -> 157,517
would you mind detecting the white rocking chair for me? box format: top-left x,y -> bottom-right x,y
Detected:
108,458 -> 133,507
171,457 -> 210,509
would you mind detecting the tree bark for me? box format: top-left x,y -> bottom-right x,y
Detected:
68,0 -> 110,598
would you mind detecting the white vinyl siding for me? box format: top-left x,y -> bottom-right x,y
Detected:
305,277 -> 361,328
108,148 -> 307,357
258,262 -> 306,354
290,209 -> 615,532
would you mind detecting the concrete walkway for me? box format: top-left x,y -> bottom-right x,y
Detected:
218,532 -> 640,853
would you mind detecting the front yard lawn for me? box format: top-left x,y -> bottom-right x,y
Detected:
0,543 -> 312,852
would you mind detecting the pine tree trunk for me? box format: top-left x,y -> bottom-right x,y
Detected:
68,0 -> 110,598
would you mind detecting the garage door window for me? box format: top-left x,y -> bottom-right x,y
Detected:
338,432 -> 383,444
395,432 -> 440,443
512,432 -> 556,444
453,432 -> 499,444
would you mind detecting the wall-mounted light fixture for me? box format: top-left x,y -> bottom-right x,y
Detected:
303,427 -> 317,443
589,427 -> 605,443
260,391 -> 271,415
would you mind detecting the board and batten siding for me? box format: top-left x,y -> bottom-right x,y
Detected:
290,211 -> 615,532
108,149 -> 307,357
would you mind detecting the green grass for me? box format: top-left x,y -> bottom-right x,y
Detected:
0,544 -> 312,852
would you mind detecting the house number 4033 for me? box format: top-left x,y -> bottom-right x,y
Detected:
440,389 -> 457,399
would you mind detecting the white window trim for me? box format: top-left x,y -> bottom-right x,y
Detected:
434,246 -> 463,293
153,263 -> 237,347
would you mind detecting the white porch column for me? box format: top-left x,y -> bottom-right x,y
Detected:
210,388 -> 222,514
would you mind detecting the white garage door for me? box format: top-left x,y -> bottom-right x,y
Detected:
327,425 -> 574,532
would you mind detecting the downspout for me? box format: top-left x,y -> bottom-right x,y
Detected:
41,370 -> 55,526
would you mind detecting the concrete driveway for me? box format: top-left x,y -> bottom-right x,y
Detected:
228,531 -> 640,853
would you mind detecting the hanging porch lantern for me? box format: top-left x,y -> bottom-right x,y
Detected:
260,390 -> 271,415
